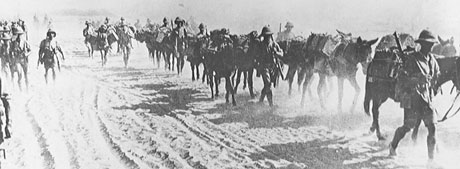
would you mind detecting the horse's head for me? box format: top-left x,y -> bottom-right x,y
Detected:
351,37 -> 378,74
434,36 -> 457,57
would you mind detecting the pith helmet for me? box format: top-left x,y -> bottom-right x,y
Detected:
261,26 -> 273,36
415,29 -> 437,43
47,28 -> 56,37
285,22 -> 294,28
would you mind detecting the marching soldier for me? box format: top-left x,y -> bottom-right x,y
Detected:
38,29 -> 65,84
172,17 -> 187,73
11,27 -> 31,90
276,21 -> 295,42
256,26 -> 284,107
389,30 -> 440,160
18,19 -> 28,40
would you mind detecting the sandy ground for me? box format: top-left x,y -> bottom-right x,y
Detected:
0,18 -> 459,169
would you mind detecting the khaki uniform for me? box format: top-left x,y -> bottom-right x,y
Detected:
257,39 -> 283,106
398,51 -> 440,127
39,38 -> 61,69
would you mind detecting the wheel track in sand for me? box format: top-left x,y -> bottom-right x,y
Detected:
24,97 -> 55,169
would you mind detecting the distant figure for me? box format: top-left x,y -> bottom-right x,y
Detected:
38,29 -> 65,84
18,19 -> 28,40
134,19 -> 142,30
276,22 -> 295,42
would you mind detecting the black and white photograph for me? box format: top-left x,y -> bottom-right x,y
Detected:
0,0 -> 459,168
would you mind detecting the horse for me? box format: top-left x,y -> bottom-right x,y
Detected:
84,26 -> 117,66
135,27 -> 166,69
315,30 -> 378,112
278,36 -> 317,105
232,31 -> 260,98
203,29 -> 237,105
433,36 -> 456,57
185,34 -> 208,82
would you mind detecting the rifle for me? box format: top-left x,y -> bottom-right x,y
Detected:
393,31 -> 403,53
271,36 -> 285,80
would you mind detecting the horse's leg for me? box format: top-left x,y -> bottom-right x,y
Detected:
214,76 -> 219,97
172,52 -> 175,71
202,64 -> 207,83
326,76 -> 334,97
371,98 -> 386,140
226,75 -> 236,106
234,69 -> 242,94
191,62 -> 196,81
307,74 -> 315,99
348,76 -> 361,113
300,70 -> 314,107
248,69 -> 255,98
242,71 -> 247,89
286,64 -> 296,95
297,66 -> 307,92
317,74 -> 327,109
337,77 -> 344,113
156,50 -> 161,68
208,73 -> 214,98
196,63 -> 200,81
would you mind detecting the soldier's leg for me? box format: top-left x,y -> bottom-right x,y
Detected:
259,69 -> 270,103
421,100 -> 437,159
390,108 -> 417,156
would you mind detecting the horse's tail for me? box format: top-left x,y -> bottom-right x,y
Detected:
363,77 -> 372,116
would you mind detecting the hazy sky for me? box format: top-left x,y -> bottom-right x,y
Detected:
2,0 -> 460,39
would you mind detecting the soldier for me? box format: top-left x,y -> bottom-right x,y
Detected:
276,21 -> 295,42
38,29 -> 65,84
256,26 -> 284,107
83,21 -> 95,42
159,17 -> 170,29
119,17 -> 126,27
389,30 -> 440,160
104,17 -> 110,26
196,23 -> 208,39
18,19 -> 28,40
172,17 -> 188,73
11,27 -> 31,90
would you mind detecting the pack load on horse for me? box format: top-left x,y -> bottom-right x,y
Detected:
87,20 -> 118,66
10,27 -> 31,91
364,32 -> 416,140
202,28 -> 238,105
38,29 -> 65,84
315,30 -> 378,112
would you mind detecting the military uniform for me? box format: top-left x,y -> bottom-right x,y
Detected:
390,30 -> 440,160
172,17 -> 187,54
83,21 -> 95,43
257,26 -> 283,106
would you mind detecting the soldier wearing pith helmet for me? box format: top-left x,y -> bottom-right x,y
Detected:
389,29 -> 440,160
256,26 -> 284,107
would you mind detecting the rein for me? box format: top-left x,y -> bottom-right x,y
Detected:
438,91 -> 460,122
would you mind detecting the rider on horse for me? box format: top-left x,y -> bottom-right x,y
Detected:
38,29 -> 65,84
